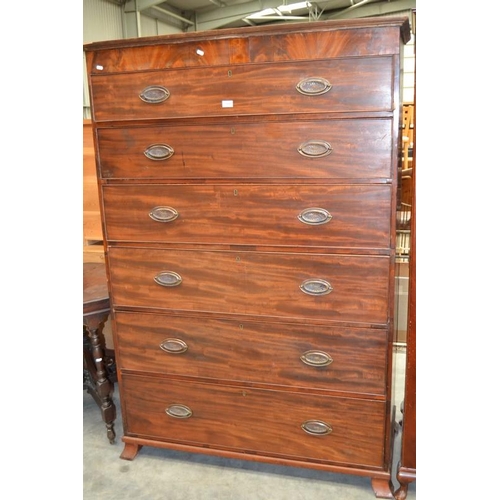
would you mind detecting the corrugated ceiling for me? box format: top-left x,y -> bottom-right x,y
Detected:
123,0 -> 416,32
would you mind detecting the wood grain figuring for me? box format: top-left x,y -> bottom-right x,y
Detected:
90,58 -> 393,122
252,28 -> 401,62
83,120 -> 103,241
102,184 -> 391,249
108,247 -> 390,324
90,39 -> 233,73
83,120 -> 104,262
120,373 -> 386,467
115,311 -> 387,395
87,22 -> 406,74
97,118 -> 393,180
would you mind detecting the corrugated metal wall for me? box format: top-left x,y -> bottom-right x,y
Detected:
402,32 -> 416,103
83,0 -> 123,44
373,9 -> 415,103
83,0 -> 124,118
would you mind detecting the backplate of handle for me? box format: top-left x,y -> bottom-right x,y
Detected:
165,404 -> 192,419
154,271 -> 182,287
160,338 -> 188,354
297,140 -> 332,158
139,85 -> 170,103
144,144 -> 174,160
296,77 -> 332,96
149,206 -> 179,223
301,420 -> 332,436
300,279 -> 333,296
300,350 -> 333,367
297,208 -> 332,226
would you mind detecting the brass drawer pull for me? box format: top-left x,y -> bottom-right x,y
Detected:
149,206 -> 179,223
139,85 -> 170,103
166,404 -> 192,419
301,420 -> 332,436
297,140 -> 332,158
297,208 -> 332,226
296,77 -> 332,96
300,279 -> 332,296
144,144 -> 175,161
160,338 -> 188,354
154,271 -> 182,287
300,350 -> 333,367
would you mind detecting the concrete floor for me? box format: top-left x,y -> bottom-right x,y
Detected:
83,349 -> 416,500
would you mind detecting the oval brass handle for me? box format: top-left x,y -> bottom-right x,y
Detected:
154,271 -> 182,287
149,206 -> 179,223
296,77 -> 332,96
300,279 -> 332,296
301,420 -> 332,436
160,338 -> 188,354
298,208 -> 332,226
144,144 -> 175,161
297,140 -> 332,158
165,404 -> 192,419
300,350 -> 333,367
139,85 -> 170,103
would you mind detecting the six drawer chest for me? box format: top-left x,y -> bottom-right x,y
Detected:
84,16 -> 410,498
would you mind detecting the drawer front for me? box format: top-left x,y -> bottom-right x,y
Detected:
97,119 -> 393,180
121,374 -> 386,467
102,184 -> 392,249
108,248 -> 390,324
90,57 -> 393,121
89,38 -> 233,73
115,312 -> 388,395
87,27 -> 400,74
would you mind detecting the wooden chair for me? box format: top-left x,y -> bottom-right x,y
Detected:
83,262 -> 117,443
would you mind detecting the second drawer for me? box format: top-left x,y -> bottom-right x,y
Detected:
96,118 -> 393,180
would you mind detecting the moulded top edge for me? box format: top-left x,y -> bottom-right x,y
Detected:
83,16 -> 411,52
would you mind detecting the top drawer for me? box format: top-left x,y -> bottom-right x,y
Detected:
89,57 -> 393,122
86,25 -> 403,73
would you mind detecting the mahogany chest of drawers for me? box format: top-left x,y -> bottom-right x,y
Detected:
84,17 -> 410,498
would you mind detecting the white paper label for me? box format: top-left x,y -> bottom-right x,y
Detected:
222,100 -> 234,108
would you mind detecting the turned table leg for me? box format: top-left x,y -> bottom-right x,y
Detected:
84,311 -> 116,444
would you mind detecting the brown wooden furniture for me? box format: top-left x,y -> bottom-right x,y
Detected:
83,119 -> 104,263
84,17 -> 410,497
395,166 -> 416,500
83,262 -> 116,443
395,11 -> 416,497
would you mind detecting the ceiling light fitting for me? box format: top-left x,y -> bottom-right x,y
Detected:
246,2 -> 312,21
278,2 -> 312,13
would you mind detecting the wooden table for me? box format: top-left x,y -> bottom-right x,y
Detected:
83,262 -> 116,444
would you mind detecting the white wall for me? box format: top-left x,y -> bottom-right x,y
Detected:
83,0 -> 123,44
402,33 -> 416,103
